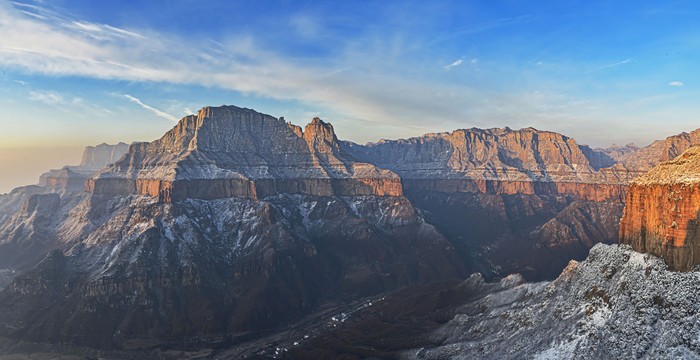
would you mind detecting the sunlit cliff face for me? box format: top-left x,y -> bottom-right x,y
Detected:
620,146 -> 700,271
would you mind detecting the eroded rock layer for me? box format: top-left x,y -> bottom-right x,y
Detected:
89,106 -> 401,201
619,146 -> 700,271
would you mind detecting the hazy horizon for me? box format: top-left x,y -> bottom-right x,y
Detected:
0,145 -> 84,194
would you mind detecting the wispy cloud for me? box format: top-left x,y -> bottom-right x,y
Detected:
444,59 -> 463,70
669,81 -> 684,87
0,1 -> 490,134
123,94 -> 178,122
29,90 -> 64,104
600,58 -> 633,69
184,107 -> 194,115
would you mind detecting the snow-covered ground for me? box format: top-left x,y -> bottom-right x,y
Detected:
407,243 -> 700,360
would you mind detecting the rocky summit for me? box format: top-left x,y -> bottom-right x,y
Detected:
620,145 -> 700,271
87,106 -> 401,202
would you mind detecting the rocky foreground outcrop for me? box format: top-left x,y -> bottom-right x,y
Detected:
288,244 -> 700,360
619,145 -> 700,271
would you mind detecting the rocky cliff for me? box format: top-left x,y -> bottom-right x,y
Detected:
88,106 -> 401,201
342,127 -> 640,202
619,145 -> 700,271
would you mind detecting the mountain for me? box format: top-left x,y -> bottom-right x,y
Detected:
88,106 -> 400,202
289,143 -> 700,360
0,104 -> 698,357
342,126 -> 649,280
39,142 -> 129,191
0,142 -> 129,289
620,145 -> 700,271
0,106 -> 464,355
342,127 -> 634,201
80,142 -> 130,170
290,243 -> 700,360
600,129 -> 700,170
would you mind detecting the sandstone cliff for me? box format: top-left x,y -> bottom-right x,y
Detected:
89,106 -> 401,201
619,145 -> 700,271
342,127 -> 640,202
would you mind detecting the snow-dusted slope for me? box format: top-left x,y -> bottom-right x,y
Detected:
0,191 -> 464,350
408,243 -> 700,360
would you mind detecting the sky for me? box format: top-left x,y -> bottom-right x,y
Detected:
1,0 -> 700,192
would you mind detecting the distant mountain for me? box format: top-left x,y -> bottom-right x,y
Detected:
39,142 -> 129,191
599,129 -> 700,170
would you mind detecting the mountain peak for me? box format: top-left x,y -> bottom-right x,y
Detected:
89,105 -> 402,201
304,116 -> 339,154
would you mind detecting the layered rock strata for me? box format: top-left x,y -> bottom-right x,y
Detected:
619,145 -> 700,271
342,127 -> 641,203
88,106 -> 401,201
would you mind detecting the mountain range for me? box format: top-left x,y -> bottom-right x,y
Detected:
0,104 -> 698,358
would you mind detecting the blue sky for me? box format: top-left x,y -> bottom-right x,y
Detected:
1,0 -> 700,191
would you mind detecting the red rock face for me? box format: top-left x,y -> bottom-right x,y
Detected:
619,146 -> 700,271
402,179 -> 627,202
88,177 -> 403,202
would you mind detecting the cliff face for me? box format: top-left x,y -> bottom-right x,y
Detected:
342,127 -> 643,202
619,146 -> 700,271
90,106 -> 401,200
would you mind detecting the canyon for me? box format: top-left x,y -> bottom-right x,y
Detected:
0,104 -> 698,358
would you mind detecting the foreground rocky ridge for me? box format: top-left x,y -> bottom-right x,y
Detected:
287,244 -> 700,359
620,146 -> 700,271
406,244 -> 700,359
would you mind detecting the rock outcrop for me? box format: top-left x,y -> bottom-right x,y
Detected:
88,106 -> 401,201
292,243 -> 700,360
342,127 -> 640,202
619,145 -> 700,271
